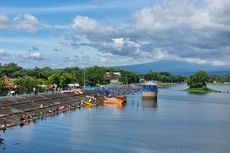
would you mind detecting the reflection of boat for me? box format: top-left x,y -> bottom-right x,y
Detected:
103,103 -> 125,110
142,99 -> 157,108
142,81 -> 158,99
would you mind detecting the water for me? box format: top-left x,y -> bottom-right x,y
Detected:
1,84 -> 230,153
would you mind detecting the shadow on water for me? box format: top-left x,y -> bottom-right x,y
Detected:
142,98 -> 158,108
0,137 -> 6,150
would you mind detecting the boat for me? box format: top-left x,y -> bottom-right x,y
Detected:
81,100 -> 96,106
103,96 -> 126,106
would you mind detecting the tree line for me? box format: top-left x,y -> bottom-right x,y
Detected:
0,63 -> 229,96
0,63 -> 140,95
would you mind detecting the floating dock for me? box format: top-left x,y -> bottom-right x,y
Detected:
0,91 -> 97,130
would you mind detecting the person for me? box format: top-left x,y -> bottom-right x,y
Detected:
106,91 -> 109,97
20,115 -> 25,121
27,114 -> 31,120
33,87 -> 36,94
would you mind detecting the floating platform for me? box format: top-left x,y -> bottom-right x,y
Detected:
0,91 -> 97,130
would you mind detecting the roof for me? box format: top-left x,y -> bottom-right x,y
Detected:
143,81 -> 157,86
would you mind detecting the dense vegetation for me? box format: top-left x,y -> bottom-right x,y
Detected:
0,63 -> 140,96
187,71 -> 209,88
186,71 -> 218,93
0,63 -> 229,96
143,71 -> 185,83
209,74 -> 230,83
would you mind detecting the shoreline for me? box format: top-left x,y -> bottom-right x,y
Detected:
0,91 -> 103,131
184,87 -> 220,94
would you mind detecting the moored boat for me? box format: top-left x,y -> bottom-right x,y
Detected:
103,96 -> 126,106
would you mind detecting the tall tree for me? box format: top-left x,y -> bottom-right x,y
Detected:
187,71 -> 209,88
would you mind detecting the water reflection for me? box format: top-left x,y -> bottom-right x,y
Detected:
103,104 -> 126,110
0,137 -> 6,150
142,99 -> 158,108
2,85 -> 230,153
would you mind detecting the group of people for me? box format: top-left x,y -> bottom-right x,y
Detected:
20,113 -> 37,122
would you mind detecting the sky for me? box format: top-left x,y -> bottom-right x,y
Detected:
0,0 -> 229,68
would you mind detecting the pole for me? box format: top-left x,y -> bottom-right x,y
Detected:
84,68 -> 85,89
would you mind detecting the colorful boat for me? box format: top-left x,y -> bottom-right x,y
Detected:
81,100 -> 96,106
103,96 -> 126,106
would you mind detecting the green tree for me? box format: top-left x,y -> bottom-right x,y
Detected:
187,71 -> 209,88
48,71 -> 74,88
119,71 -> 140,84
14,76 -> 38,94
0,76 -> 16,96
85,66 -> 108,86
0,63 -> 25,78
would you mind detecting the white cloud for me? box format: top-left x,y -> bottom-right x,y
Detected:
72,15 -> 114,34
0,14 -> 8,30
133,0 -> 195,32
0,49 -> 10,57
153,48 -> 168,59
100,57 -> 109,63
112,38 -> 124,50
211,60 -> 227,66
133,0 -> 230,32
22,51 -> 44,60
13,14 -> 39,33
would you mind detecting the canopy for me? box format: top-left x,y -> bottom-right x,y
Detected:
143,81 -> 157,86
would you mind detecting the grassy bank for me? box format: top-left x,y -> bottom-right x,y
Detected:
185,87 -> 220,93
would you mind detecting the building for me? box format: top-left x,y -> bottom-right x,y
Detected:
104,72 -> 121,84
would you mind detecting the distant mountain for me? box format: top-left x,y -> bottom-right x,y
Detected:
114,60 -> 230,75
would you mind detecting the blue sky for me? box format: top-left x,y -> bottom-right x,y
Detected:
0,0 -> 229,68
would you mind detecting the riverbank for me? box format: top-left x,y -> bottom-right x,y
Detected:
0,91 -> 102,130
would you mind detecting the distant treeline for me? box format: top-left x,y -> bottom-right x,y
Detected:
0,63 -> 229,96
143,71 -> 185,83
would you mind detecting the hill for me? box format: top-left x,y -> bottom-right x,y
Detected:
114,60 -> 230,75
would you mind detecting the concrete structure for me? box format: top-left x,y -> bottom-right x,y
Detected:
142,81 -> 158,99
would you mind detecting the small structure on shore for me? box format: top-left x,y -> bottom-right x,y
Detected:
142,81 -> 158,99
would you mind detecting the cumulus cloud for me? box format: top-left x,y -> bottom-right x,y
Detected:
27,51 -> 43,60
72,15 -> 114,34
65,0 -> 230,67
20,46 -> 45,60
0,14 -> 8,30
0,49 -> 10,57
133,0 -> 230,32
13,14 -> 39,33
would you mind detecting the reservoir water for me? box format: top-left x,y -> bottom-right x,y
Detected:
1,84 -> 230,153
